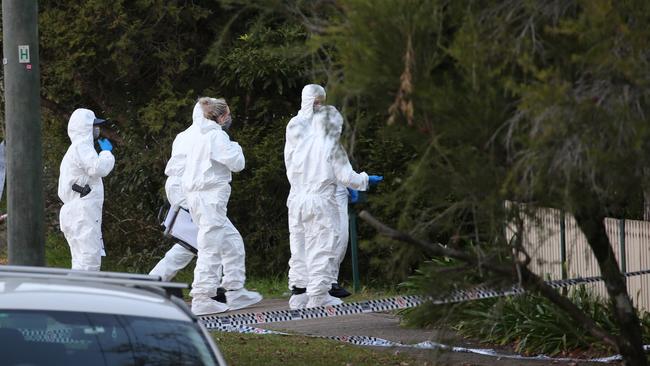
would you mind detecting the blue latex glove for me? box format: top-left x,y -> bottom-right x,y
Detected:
348,188 -> 359,204
97,138 -> 113,152
368,175 -> 383,185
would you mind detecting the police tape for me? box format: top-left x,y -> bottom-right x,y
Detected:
199,269 -> 650,329
211,323 -> 625,363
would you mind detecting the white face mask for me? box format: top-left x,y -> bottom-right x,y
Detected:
93,126 -> 101,139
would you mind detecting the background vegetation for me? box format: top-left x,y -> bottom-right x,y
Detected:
1,0 -> 650,361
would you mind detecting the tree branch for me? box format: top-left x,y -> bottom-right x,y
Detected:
358,210 -> 619,350
359,210 -> 512,277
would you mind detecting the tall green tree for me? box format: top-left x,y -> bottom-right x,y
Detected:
313,0 -> 650,363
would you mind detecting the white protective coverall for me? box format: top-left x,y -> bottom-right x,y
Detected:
58,108 -> 115,271
183,108 -> 259,314
149,103 -> 202,281
285,84 -> 325,295
286,104 -> 369,306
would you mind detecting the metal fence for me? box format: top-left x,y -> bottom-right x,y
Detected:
505,202 -> 650,313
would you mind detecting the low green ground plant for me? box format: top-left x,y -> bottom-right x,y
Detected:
405,285 -> 650,356
453,287 -> 614,355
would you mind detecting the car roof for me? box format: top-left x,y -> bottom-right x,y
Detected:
0,266 -> 192,322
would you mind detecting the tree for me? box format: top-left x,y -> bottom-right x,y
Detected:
312,0 -> 650,363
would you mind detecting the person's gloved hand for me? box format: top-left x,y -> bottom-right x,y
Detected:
98,138 -> 113,152
348,188 -> 359,204
368,175 -> 383,185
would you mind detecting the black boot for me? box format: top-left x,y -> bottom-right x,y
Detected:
212,287 -> 227,303
329,283 -> 351,298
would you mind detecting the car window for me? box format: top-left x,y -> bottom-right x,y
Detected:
0,310 -> 218,366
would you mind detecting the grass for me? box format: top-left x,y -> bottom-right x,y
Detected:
213,333 -> 426,366
37,234 -> 401,302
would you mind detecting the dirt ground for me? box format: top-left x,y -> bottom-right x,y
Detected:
218,299 -> 620,366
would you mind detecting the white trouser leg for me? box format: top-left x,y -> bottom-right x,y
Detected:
190,223 -> 223,298
60,200 -> 103,271
219,218 -> 246,290
287,204 -> 308,290
187,188 -> 230,299
304,200 -> 339,297
150,244 -> 195,282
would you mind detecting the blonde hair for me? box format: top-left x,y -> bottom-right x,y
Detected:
198,97 -> 228,121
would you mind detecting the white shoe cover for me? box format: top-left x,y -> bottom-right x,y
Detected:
289,293 -> 309,310
192,297 -> 229,315
226,288 -> 263,311
306,294 -> 343,308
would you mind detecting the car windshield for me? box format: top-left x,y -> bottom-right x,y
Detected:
0,310 -> 218,366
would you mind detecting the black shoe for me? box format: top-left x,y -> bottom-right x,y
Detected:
329,283 -> 351,298
212,287 -> 227,303
167,287 -> 184,299
291,286 -> 306,295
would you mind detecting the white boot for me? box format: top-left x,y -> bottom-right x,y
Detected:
306,294 -> 343,308
192,297 -> 229,315
289,293 -> 309,310
226,288 -> 263,310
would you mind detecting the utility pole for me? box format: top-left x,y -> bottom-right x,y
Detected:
2,0 -> 45,266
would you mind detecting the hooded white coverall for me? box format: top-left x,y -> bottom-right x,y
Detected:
286,105 -> 368,298
149,103 -> 203,281
58,109 -> 115,271
286,85 -> 351,290
182,114 -> 246,300
285,85 -> 326,291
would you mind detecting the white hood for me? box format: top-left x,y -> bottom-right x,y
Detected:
286,84 -> 327,175
164,102 -> 205,180
195,99 -> 221,133
67,108 -> 96,144
297,84 -> 326,122
191,102 -> 204,129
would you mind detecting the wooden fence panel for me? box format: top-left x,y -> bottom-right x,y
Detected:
509,201 -> 650,313
624,219 -> 650,312
522,206 -> 563,280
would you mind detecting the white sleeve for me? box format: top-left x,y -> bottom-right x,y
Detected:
75,143 -> 115,178
212,131 -> 245,173
284,117 -> 305,170
330,144 -> 368,191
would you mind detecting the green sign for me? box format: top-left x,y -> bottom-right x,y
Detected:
18,45 -> 30,63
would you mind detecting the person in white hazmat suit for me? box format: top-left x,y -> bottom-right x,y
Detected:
149,103 -> 202,283
285,85 -> 352,302
183,97 -> 262,315
285,93 -> 382,308
284,84 -> 325,307
58,108 -> 115,271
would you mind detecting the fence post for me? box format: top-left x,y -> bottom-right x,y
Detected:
619,219 -> 626,273
560,211 -> 568,280
349,206 -> 360,293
